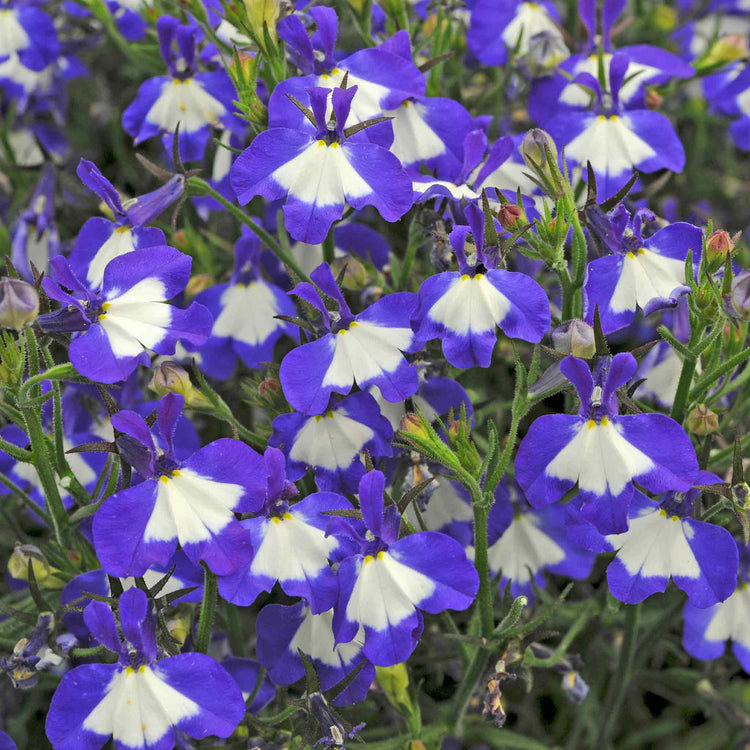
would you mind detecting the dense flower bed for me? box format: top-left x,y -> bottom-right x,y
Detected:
0,0 -> 749,747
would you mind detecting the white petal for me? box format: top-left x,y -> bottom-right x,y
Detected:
610,248 -> 686,314
488,513 -> 565,582
546,419 -> 654,497
322,321 -> 412,388
387,100 -> 447,164
606,508 -> 700,579
146,78 -> 226,133
83,666 -> 199,747
144,469 -> 245,544
565,115 -> 656,178
405,479 -> 473,530
289,608 -> 365,668
317,68 -> 390,127
502,3 -> 563,56
251,513 -> 338,581
289,409 -> 374,471
213,281 -> 284,345
346,551 -> 435,630
427,274 -> 510,335
0,10 -> 29,56
413,179 -> 480,201
704,585 -> 750,643
87,228 -> 138,290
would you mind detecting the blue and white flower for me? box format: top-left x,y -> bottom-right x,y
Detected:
92,393 -> 267,577
330,470 -> 478,666
45,588 -> 245,749
515,353 -> 699,534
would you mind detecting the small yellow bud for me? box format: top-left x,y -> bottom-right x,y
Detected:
686,404 -> 719,435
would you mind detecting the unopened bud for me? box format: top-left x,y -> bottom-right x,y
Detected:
700,34 -> 749,70
652,5 -> 677,31
686,404 -> 719,435
497,203 -> 526,231
0,277 -> 39,331
645,89 -> 663,109
151,361 -> 209,407
521,128 -> 558,173
551,319 -> 595,358
399,412 -> 430,440
257,377 -> 282,401
331,256 -> 368,289
185,274 -> 213,298
7,545 -> 63,589
706,229 -> 740,263
244,0 -> 281,47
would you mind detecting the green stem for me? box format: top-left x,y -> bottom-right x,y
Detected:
195,563 -> 218,654
322,230 -> 335,265
598,603 -> 641,747
670,326 -> 701,425
398,213 -> 422,291
0,436 -> 32,463
187,177 -> 310,283
0,471 -> 50,523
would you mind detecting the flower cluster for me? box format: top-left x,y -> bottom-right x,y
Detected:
0,0 -> 748,748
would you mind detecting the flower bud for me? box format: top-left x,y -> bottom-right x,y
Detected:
151,361 -> 209,407
700,34 -> 749,70
399,412 -> 430,440
258,377 -> 282,401
706,229 -> 740,263
521,128 -> 558,173
645,89 -> 663,110
686,404 -> 719,435
244,0 -> 281,47
0,277 -> 39,331
331,256 -> 368,290
185,273 -> 213,298
497,203 -> 526,231
7,545 -> 63,589
551,319 -> 595,358
732,482 -> 750,512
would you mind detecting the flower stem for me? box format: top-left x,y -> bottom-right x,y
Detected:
195,563 -> 218,654
187,177 -> 311,283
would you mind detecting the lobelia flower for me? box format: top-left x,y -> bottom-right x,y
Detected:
515,353 -> 699,534
256,602 -> 375,705
544,54 -> 686,201
92,393 -> 267,577
11,163 -> 60,281
329,470 -> 478,667
467,0 -> 564,66
45,587 -> 245,750
68,158 -> 183,290
528,0 -> 693,125
269,390 -> 393,494
0,732 -> 14,750
683,542 -> 750,672
122,15 -> 243,162
217,446 -> 352,611
568,476 -> 738,607
189,229 -> 298,379
413,203 -> 551,368
273,6 -> 424,140
0,1 -> 59,72
1,613 -> 76,690
583,206 -> 702,333
231,84 -> 413,244
38,248 -> 212,384
278,262 -> 420,415
486,482 -> 595,600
